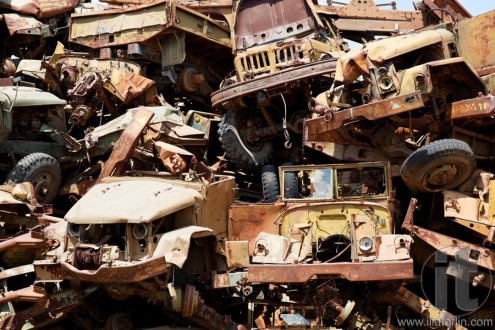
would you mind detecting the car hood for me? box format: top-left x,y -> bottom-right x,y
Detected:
65,179 -> 203,224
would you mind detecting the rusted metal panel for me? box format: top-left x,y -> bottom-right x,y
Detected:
0,228 -> 46,253
228,203 -> 282,255
457,10 -> 495,72
2,14 -> 47,36
0,264 -> 34,280
302,141 -> 391,164
421,0 -> 471,21
182,284 -> 198,317
103,70 -> 156,104
443,190 -> 483,223
304,92 -> 424,142
445,95 -> 495,121
154,141 -> 192,175
316,0 -> 424,36
247,259 -> 414,283
34,256 -> 170,283
409,225 -> 495,271
224,241 -> 250,268
0,287 -> 97,330
97,107 -> 154,182
0,78 -> 13,86
69,1 -> 230,50
213,271 -> 248,289
0,285 -> 46,305
0,0 -> 80,19
371,285 -> 468,330
211,59 -> 337,108
402,198 -> 417,232
235,0 -> 318,50
198,176 -> 236,239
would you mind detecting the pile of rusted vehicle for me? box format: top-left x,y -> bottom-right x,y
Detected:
0,0 -> 494,328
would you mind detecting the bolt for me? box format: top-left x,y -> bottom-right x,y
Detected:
472,274 -> 485,287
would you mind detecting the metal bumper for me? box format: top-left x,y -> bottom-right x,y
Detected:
247,259 -> 414,283
34,256 -> 169,283
211,59 -> 337,107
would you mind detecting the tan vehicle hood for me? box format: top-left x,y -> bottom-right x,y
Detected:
335,29 -> 455,84
65,180 -> 203,224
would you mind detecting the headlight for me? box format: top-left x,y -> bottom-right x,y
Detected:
378,76 -> 394,91
67,223 -> 80,237
132,224 -> 148,240
358,236 -> 374,252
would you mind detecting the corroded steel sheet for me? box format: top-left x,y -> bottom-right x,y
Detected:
247,259 -> 414,283
0,287 -> 97,329
211,59 -> 337,107
445,95 -> 495,121
409,225 -> 495,271
0,0 -> 80,19
34,256 -> 170,282
97,107 -> 154,181
103,70 -> 156,104
304,92 -> 424,142
316,0 -> 424,35
228,203 -> 282,255
2,14 -> 45,36
457,10 -> 495,72
69,1 -> 230,49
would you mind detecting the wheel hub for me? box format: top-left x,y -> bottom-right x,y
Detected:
31,172 -> 55,203
426,164 -> 457,187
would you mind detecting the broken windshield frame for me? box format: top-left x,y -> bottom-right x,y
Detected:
279,162 -> 390,202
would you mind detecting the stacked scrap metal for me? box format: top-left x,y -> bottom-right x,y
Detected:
0,0 -> 494,328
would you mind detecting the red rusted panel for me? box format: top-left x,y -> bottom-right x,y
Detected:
247,259 -> 414,283
411,225 -> 495,271
229,203 -> 282,255
182,284 -> 196,318
0,78 -> 13,86
235,0 -> 315,49
422,0 -> 471,22
457,10 -> 495,72
0,230 -> 45,252
445,95 -> 495,121
0,0 -> 80,19
401,198 -> 417,232
0,287 -> 96,330
0,285 -> 46,305
34,257 -> 169,283
97,107 -> 154,182
211,59 -> 337,108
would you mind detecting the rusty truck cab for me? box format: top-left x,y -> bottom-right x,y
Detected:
226,162 -> 413,284
34,173 -> 235,283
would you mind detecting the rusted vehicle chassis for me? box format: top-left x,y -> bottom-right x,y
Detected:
211,59 -> 337,108
36,258 -> 414,283
34,257 -> 168,283
247,259 -> 413,283
305,93 -> 495,140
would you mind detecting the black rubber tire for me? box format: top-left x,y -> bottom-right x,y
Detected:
261,165 -> 279,203
218,109 -> 272,170
400,139 -> 476,193
282,164 -> 299,199
6,153 -> 62,204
